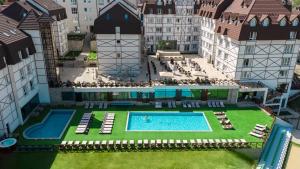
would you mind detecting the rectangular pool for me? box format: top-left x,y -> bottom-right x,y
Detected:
23,109 -> 75,139
126,112 -> 212,132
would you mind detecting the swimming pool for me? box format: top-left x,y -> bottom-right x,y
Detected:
23,109 -> 75,139
126,112 -> 212,132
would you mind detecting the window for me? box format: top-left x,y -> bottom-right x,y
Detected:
281,58 -> 291,66
106,13 -> 111,20
249,18 -> 257,27
283,44 -> 294,54
124,14 -> 129,22
29,80 -> 34,90
243,58 -> 252,67
279,18 -> 287,26
156,27 -> 162,33
27,65 -> 32,74
249,32 -> 257,40
290,31 -> 297,39
116,53 -> 121,58
224,54 -> 228,61
292,18 -> 299,27
84,8 -> 87,12
245,45 -> 255,54
262,18 -> 270,27
20,68 -> 25,80
115,27 -> 120,33
71,0 -> 77,5
23,85 -> 28,96
71,7 -> 77,14
279,70 -> 288,78
241,71 -> 251,79
168,9 -> 172,14
157,8 -> 162,14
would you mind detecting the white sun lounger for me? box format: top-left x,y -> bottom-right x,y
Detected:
220,101 -> 225,107
208,101 -> 212,107
215,101 -> 220,107
191,102 -> 196,108
84,102 -> 89,109
99,102 -> 103,109
255,126 -> 266,131
249,132 -> 264,138
89,102 -> 94,108
172,101 -> 176,108
103,102 -> 108,109
102,124 -> 113,128
196,102 -> 200,108
183,102 -> 187,108
256,124 -> 267,129
212,101 -> 216,107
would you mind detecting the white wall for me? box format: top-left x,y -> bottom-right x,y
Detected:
96,34 -> 141,76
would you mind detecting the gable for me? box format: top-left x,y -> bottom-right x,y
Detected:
94,3 -> 141,34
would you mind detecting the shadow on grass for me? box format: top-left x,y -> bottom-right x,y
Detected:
0,151 -> 57,169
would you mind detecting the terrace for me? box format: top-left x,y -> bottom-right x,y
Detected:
58,54 -> 238,88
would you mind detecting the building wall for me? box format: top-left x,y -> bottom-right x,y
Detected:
55,0 -> 138,33
235,40 -> 300,90
0,67 -> 18,136
96,34 -> 141,76
52,19 -> 69,56
24,30 -> 51,104
143,1 -> 199,53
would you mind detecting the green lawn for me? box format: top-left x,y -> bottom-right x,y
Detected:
0,150 -> 257,169
88,51 -> 97,61
16,106 -> 274,145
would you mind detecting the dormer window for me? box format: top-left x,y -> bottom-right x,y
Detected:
279,18 -> 287,26
262,18 -> 270,27
250,18 -> 257,27
124,14 -> 129,22
292,18 -> 299,27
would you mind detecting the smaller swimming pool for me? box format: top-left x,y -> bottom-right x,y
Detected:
126,112 -> 212,132
23,109 -> 75,139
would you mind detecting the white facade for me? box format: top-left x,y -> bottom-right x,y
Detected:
52,19 -> 69,56
55,0 -> 138,33
96,34 -> 142,76
143,0 -> 199,53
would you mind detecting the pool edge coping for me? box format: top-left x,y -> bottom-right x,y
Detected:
125,111 -> 213,132
23,109 -> 76,140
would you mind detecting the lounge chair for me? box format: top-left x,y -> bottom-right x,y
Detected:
187,103 -> 192,108
256,124 -> 267,129
172,101 -> 176,108
84,102 -> 89,109
183,102 -> 187,108
208,101 -> 212,107
255,126 -> 266,132
103,102 -> 108,109
89,102 -> 94,109
168,102 -> 172,108
195,102 -> 200,108
98,102 -> 103,109
191,102 -> 196,108
220,101 -> 225,108
212,101 -> 216,107
249,131 -> 264,138
215,101 -> 220,107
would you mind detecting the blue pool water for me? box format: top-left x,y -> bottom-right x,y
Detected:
23,109 -> 75,139
127,112 -> 212,131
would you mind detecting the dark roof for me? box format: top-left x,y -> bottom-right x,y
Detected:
27,0 -> 67,21
1,1 -> 41,22
142,0 -> 176,15
94,0 -> 142,34
18,10 -> 40,30
215,0 -> 300,41
0,14 -> 36,66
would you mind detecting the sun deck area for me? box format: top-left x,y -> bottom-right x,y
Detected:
15,105 -> 274,147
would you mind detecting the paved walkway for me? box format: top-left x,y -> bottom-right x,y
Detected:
291,130 -> 300,144
285,144 -> 300,169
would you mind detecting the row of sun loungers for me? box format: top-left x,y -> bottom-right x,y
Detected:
99,113 -> 115,134
167,101 -> 176,108
182,101 -> 201,108
249,124 -> 268,139
214,112 -> 234,130
208,101 -> 225,108
75,113 -> 93,134
59,139 -> 249,150
84,102 -> 108,109
155,102 -> 162,108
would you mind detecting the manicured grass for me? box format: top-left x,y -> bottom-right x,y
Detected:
15,106 -> 274,145
88,51 -> 97,61
0,150 -> 257,169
